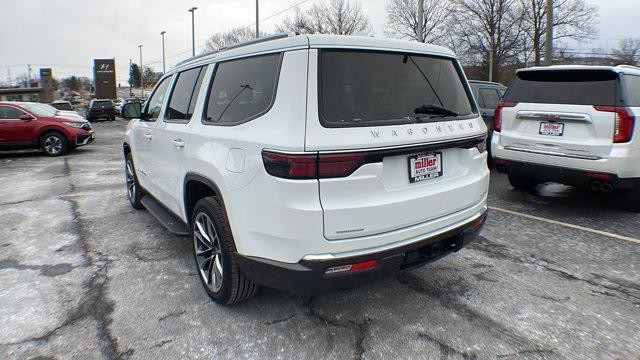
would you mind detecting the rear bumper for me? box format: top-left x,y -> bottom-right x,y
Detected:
491,132 -> 640,179
495,159 -> 640,190
236,210 -> 487,295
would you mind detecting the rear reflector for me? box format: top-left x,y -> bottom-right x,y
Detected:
493,102 -> 518,132
586,172 -> 612,181
325,260 -> 377,274
594,106 -> 635,143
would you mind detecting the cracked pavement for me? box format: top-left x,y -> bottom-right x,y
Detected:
1,121 -> 639,359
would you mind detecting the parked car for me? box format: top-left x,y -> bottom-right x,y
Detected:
35,102 -> 84,120
121,34 -> 489,304
469,80 -> 507,163
0,101 -> 94,156
492,65 -> 640,211
50,100 -> 74,111
86,99 -> 116,122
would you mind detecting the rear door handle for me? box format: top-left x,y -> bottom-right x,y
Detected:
173,139 -> 185,148
144,133 -> 153,141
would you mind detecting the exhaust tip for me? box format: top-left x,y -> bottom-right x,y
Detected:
590,181 -> 602,191
601,183 -> 614,193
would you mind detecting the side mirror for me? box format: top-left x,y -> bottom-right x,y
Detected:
19,114 -> 35,121
122,102 -> 143,119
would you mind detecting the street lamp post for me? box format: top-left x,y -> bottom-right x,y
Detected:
160,31 -> 167,74
255,0 -> 259,39
417,0 -> 424,42
188,7 -> 198,57
138,45 -> 144,98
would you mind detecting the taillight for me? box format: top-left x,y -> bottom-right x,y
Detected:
261,151 -> 317,179
493,102 -> 517,132
262,151 -> 370,179
318,152 -> 368,178
594,106 -> 635,143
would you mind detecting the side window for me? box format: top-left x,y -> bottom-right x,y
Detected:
473,88 -> 486,108
165,65 -> 207,122
145,76 -> 173,121
204,53 -> 281,125
479,88 -> 501,110
0,106 -> 26,119
622,75 -> 640,107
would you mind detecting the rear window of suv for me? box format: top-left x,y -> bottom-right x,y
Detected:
92,101 -> 113,108
505,70 -> 619,106
319,50 -> 476,128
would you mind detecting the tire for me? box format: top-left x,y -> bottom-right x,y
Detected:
192,197 -> 258,304
507,172 -> 539,192
40,132 -> 68,157
125,153 -> 144,209
619,187 -> 640,212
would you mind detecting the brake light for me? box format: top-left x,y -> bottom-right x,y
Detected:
493,102 -> 517,132
318,152 -> 368,178
262,151 -> 370,179
594,106 -> 635,143
261,151 -> 317,179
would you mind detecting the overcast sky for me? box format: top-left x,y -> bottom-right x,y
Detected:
0,0 -> 635,83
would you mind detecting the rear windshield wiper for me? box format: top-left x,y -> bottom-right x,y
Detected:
414,104 -> 459,117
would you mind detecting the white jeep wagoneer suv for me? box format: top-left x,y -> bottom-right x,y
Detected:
121,34 -> 489,304
492,65 -> 640,211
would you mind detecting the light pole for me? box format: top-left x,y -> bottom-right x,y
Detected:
545,0 -> 554,65
255,0 -> 260,38
417,0 -> 424,42
188,7 -> 197,57
138,45 -> 144,98
478,32 -> 493,82
160,31 -> 167,74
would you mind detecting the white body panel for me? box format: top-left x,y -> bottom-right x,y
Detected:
124,34 -> 490,264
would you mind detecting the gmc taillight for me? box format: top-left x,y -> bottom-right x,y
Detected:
493,102 -> 517,132
262,151 -> 369,180
594,106 -> 635,143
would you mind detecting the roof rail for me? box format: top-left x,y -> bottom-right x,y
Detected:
617,64 -> 640,71
174,32 -> 297,68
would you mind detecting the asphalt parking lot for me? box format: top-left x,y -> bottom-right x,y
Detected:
1,121 -> 639,360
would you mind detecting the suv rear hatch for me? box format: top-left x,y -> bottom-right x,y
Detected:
496,69 -> 621,160
305,49 -> 487,240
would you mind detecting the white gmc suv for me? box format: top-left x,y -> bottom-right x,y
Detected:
121,34 -> 489,304
492,65 -> 640,211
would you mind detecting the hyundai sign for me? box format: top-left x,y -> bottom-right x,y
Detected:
93,59 -> 117,99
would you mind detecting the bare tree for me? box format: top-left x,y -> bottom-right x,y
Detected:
612,38 -> 640,66
204,27 -> 266,52
450,0 -> 526,82
385,0 -> 450,44
277,0 -> 371,35
521,0 -> 597,65
276,7 -> 326,34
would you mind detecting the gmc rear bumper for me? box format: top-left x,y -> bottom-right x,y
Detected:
495,159 -> 640,190
236,210 -> 487,295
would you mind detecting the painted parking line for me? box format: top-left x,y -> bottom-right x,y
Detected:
489,206 -> 640,245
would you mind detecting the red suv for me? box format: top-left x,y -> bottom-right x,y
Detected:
0,102 -> 94,156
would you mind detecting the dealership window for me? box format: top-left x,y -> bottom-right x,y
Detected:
204,53 -> 282,125
165,65 -> 207,122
